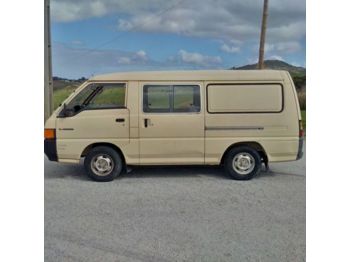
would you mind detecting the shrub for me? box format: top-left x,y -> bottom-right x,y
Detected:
298,89 -> 306,110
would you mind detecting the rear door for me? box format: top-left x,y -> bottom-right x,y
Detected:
139,82 -> 204,164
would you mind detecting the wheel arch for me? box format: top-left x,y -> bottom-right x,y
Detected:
220,141 -> 268,165
81,142 -> 126,167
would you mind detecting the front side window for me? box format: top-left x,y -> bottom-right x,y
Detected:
143,85 -> 200,113
65,83 -> 126,114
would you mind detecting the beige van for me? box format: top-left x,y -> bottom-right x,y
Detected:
44,70 -> 304,181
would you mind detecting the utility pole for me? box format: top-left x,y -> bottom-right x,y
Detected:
257,0 -> 269,69
44,0 -> 53,122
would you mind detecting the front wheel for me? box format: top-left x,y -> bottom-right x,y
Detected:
84,146 -> 123,182
224,146 -> 262,180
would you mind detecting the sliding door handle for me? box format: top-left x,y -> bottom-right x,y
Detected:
144,118 -> 149,128
115,118 -> 125,123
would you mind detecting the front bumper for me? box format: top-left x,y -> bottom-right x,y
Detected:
44,139 -> 58,161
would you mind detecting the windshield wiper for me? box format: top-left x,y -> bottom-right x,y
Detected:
82,85 -> 104,106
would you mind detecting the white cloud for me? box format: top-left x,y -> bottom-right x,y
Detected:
51,1 -> 108,22
52,43 -> 160,78
257,41 -> 301,54
52,0 -> 305,44
176,50 -> 222,66
275,42 -> 301,53
71,40 -> 83,45
117,19 -> 133,31
267,55 -> 284,61
247,57 -> 258,64
220,44 -> 240,54
52,43 -> 224,78
117,57 -> 131,65
135,50 -> 147,61
264,43 -> 275,53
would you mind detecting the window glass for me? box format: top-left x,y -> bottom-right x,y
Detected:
174,85 -> 200,112
66,85 -> 96,111
143,85 -> 172,112
66,83 -> 125,113
87,84 -> 125,109
143,85 -> 200,113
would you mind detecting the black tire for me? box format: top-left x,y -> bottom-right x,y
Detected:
84,146 -> 123,182
224,146 -> 262,180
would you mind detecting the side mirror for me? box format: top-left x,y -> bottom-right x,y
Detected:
58,103 -> 74,118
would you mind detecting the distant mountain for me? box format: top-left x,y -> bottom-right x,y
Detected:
231,59 -> 305,75
231,60 -> 306,89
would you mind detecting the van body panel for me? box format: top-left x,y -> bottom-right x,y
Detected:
205,137 -> 299,164
44,70 -> 303,167
56,108 -> 130,160
127,81 -> 140,130
56,109 -> 130,140
57,138 -> 139,164
204,77 -> 300,164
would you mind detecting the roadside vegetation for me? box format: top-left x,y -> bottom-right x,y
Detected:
53,85 -> 77,109
301,110 -> 306,132
53,78 -> 82,109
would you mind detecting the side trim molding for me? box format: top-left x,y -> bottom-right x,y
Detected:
205,126 -> 264,131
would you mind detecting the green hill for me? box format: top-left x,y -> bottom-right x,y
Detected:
232,59 -> 305,73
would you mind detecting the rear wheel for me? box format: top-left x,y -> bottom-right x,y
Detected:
84,146 -> 123,182
224,146 -> 262,180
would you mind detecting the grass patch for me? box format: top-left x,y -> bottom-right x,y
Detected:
53,86 -> 76,109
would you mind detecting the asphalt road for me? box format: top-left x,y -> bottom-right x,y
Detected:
45,147 -> 305,262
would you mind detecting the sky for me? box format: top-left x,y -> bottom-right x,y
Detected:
51,0 -> 306,79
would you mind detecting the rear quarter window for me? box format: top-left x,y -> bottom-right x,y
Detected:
207,83 -> 283,113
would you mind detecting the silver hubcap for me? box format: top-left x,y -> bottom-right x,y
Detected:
232,152 -> 255,175
91,154 -> 114,176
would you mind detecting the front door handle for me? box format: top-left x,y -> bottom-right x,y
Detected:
115,118 -> 125,123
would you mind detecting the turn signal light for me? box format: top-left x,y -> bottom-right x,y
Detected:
44,129 -> 56,139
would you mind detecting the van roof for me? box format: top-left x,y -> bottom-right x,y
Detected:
89,70 -> 286,82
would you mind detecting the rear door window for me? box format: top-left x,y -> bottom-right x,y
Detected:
143,85 -> 200,113
143,85 -> 172,112
173,85 -> 200,112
